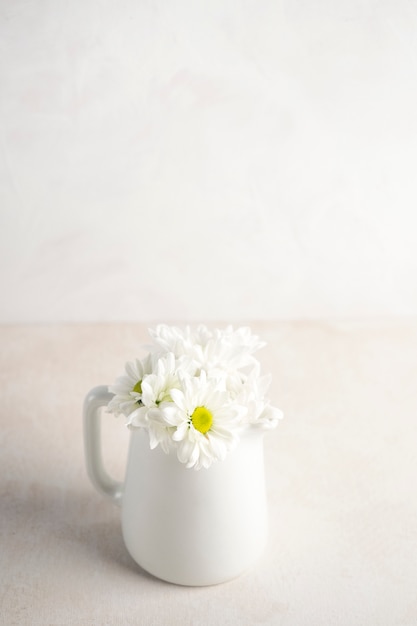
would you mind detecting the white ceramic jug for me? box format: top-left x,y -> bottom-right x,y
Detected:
83,385 -> 269,586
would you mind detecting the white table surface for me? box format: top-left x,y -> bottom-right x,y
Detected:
1,321 -> 416,625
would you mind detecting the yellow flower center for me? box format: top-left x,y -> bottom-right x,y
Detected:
133,380 -> 142,394
191,406 -> 213,434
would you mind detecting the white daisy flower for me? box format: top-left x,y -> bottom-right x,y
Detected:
155,372 -> 246,470
237,370 -> 284,430
128,352 -> 180,435
141,352 -> 179,406
148,324 -> 196,357
108,354 -> 155,417
190,326 -> 265,375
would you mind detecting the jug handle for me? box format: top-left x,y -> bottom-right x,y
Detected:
83,385 -> 123,506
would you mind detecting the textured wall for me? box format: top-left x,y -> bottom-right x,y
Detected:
1,0 -> 416,322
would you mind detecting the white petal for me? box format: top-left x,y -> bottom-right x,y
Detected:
170,388 -> 187,411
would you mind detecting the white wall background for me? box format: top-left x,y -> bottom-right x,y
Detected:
1,0 -> 416,323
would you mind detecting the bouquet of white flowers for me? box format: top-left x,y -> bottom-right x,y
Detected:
108,324 -> 283,470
